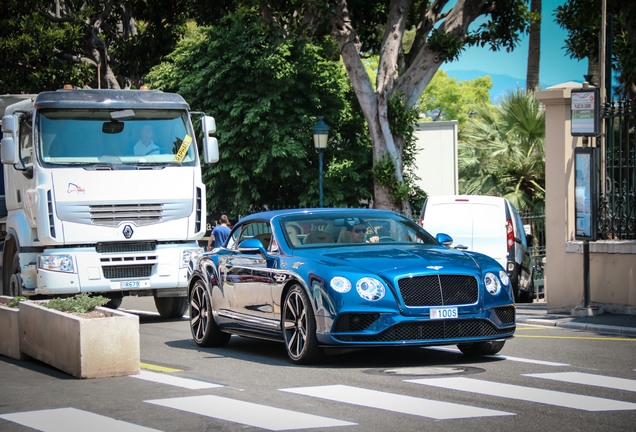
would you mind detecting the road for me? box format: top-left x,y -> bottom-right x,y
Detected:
1,297 -> 635,431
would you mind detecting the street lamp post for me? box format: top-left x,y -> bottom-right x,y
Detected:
312,117 -> 330,207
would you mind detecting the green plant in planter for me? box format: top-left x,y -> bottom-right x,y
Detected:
7,296 -> 27,308
45,293 -> 109,314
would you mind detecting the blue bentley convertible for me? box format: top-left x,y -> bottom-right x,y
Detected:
188,209 -> 515,364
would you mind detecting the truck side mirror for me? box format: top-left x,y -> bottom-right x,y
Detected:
201,116 -> 219,163
1,115 -> 19,165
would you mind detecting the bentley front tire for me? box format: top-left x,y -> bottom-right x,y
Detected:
282,285 -> 321,364
457,340 -> 505,356
189,280 -> 230,347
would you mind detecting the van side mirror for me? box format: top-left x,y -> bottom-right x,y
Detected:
201,116 -> 219,163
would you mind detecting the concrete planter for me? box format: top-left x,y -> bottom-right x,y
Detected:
19,301 -> 140,378
0,296 -> 23,360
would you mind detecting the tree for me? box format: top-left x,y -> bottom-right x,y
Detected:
526,0 -> 541,90
146,13 -> 372,217
459,88 -> 545,211
555,0 -> 636,96
193,1 -> 536,214
418,70 -> 492,129
0,0 -> 189,92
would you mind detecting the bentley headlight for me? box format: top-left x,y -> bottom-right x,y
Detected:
330,276 -> 352,293
356,277 -> 385,301
484,272 -> 501,295
38,254 -> 75,273
499,269 -> 510,286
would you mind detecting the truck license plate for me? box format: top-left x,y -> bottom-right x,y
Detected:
120,280 -> 151,289
430,307 -> 458,319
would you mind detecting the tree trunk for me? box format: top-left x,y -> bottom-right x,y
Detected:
526,0 -> 541,90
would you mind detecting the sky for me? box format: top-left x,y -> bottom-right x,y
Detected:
441,0 -> 588,101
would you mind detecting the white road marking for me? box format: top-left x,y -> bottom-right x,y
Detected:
426,346 -> 570,366
0,408 -> 161,432
131,370 -> 223,390
280,384 -> 513,420
407,377 -> 636,411
145,395 -> 356,431
525,372 -> 636,392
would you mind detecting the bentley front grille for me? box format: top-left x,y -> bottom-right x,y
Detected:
397,275 -> 479,307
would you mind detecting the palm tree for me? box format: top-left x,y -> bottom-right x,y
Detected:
459,88 -> 545,212
526,0 -> 541,90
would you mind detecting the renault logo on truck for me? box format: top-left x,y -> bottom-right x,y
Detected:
122,225 -> 134,239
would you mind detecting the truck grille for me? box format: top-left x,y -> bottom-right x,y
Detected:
90,203 -> 163,227
397,275 -> 479,307
102,264 -> 154,279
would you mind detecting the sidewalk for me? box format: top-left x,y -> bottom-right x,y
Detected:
516,301 -> 636,337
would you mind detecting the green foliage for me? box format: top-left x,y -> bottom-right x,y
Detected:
428,28 -> 466,62
44,293 -> 110,314
0,0 -> 189,92
147,12 -> 372,217
459,87 -> 545,211
555,0 -> 635,96
7,296 -> 27,308
418,70 -> 492,130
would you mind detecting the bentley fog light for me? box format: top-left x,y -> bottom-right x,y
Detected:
330,276 -> 352,293
356,277 -> 385,301
499,269 -> 510,286
38,254 -> 75,273
181,248 -> 203,268
484,272 -> 501,295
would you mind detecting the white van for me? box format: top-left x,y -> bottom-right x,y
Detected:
420,195 -> 534,302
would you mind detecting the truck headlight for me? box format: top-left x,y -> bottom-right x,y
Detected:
38,254 -> 76,273
181,248 -> 203,268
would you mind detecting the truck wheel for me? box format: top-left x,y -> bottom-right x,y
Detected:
105,296 -> 123,309
154,295 -> 188,319
9,274 -> 23,297
4,254 -> 21,296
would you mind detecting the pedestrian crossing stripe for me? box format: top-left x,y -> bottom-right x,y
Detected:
406,377 -> 636,411
0,408 -> 161,432
132,370 -> 224,390
523,372 -> 636,392
426,346 -> 571,366
145,395 -> 356,430
280,384 -> 513,420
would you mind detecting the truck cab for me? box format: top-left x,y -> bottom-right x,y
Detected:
0,88 -> 218,317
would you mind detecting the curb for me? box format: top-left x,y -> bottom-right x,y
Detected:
517,318 -> 636,337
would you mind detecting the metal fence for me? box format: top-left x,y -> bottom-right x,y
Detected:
521,211 -> 546,298
598,97 -> 636,240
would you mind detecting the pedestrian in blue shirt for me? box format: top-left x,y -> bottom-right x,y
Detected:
207,215 -> 231,250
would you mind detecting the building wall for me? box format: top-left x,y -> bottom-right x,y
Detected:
413,121 -> 458,197
537,84 -> 636,315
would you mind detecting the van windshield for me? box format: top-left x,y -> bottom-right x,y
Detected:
38,109 -> 198,167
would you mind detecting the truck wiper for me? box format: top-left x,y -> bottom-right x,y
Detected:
85,163 -> 114,170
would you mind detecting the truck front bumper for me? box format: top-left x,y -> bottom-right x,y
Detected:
32,243 -> 201,296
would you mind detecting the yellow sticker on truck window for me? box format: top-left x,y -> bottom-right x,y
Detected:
174,135 -> 193,162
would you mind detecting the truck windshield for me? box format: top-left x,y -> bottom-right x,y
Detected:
38,109 -> 198,167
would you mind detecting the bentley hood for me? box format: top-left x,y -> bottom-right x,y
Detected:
308,244 -> 486,279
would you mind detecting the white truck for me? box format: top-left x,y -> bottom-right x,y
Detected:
0,87 -> 218,318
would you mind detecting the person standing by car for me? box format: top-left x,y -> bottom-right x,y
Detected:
207,215 -> 231,250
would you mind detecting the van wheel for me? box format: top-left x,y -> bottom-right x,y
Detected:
154,295 -> 188,319
518,281 -> 534,303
